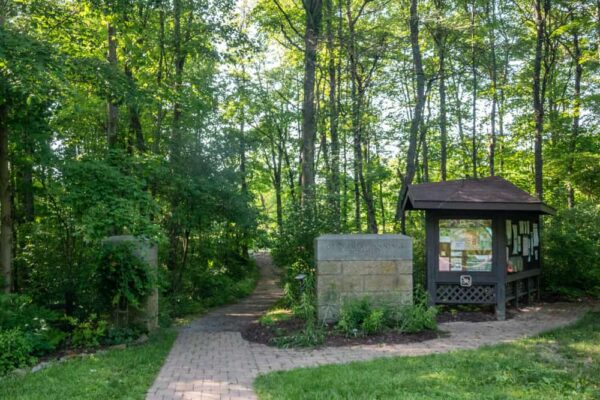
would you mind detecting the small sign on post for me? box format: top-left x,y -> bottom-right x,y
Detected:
460,275 -> 472,287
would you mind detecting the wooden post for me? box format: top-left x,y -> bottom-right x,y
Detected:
425,212 -> 436,306
495,216 -> 506,320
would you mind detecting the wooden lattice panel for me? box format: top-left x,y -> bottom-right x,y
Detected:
436,284 -> 496,304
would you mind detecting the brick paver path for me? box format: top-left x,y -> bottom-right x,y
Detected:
147,254 -> 595,400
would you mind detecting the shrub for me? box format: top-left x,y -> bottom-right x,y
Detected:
544,202 -> 600,297
337,297 -> 374,336
362,309 -> 386,335
0,294 -> 64,356
102,326 -> 141,346
397,288 -> 437,333
0,328 -> 35,375
69,314 -> 108,349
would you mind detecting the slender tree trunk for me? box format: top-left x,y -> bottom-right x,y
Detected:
567,29 -> 581,208
470,3 -> 478,178
326,0 -> 340,232
153,7 -> 165,154
533,0 -> 546,200
395,0 -> 426,232
597,0 -> 600,61
124,65 -> 145,153
433,0 -> 448,181
107,22 -> 118,149
300,0 -> 322,209
438,41 -> 448,181
171,0 -> 183,163
489,0 -> 497,176
0,103 -> 12,293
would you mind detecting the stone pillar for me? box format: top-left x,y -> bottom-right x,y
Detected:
315,234 -> 413,323
104,235 -> 159,331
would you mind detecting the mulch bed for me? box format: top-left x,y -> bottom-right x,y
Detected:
242,317 -> 444,348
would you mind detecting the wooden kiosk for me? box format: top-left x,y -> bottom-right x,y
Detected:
403,177 -> 555,320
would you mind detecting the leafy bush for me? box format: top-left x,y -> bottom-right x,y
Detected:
337,297 -> 375,336
0,294 -> 64,356
0,328 -> 35,375
544,202 -> 600,297
69,315 -> 108,349
337,290 -> 436,337
102,326 -> 142,346
397,288 -> 437,333
362,309 -> 386,335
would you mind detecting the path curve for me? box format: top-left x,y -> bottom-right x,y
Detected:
147,254 -> 594,400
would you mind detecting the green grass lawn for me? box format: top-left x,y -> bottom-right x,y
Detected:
0,329 -> 177,400
255,312 -> 600,400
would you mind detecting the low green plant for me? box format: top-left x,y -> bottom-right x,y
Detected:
69,315 -> 108,349
397,287 -> 437,333
275,273 -> 324,347
0,328 -> 35,375
337,297 -> 386,337
102,326 -> 142,346
0,294 -> 65,356
362,309 -> 386,335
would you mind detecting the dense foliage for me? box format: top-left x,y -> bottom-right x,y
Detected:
544,202 -> 600,297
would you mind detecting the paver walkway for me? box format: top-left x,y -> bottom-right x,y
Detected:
147,254 -> 596,400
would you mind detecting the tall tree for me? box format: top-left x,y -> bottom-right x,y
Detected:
395,0 -> 426,232
532,0 -> 548,200
300,0 -> 323,209
0,7 -> 12,293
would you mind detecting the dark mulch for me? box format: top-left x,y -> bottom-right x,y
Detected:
242,317 -> 445,348
437,310 -> 499,323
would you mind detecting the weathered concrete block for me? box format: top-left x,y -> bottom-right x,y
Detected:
343,260 -> 397,275
316,234 -> 414,323
319,261 -> 342,275
316,234 -> 412,261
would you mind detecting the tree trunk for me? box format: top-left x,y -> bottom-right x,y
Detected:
395,0 -> 426,232
171,0 -> 183,163
488,0 -> 497,176
300,0 -> 322,209
153,7 -> 165,154
107,22 -> 118,149
0,103 -> 12,293
470,3 -> 478,178
438,40 -> 447,181
567,28 -> 581,208
433,0 -> 448,181
124,64 -> 145,153
533,0 -> 546,200
326,0 -> 340,232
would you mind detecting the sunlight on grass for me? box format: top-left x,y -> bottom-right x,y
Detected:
255,312 -> 600,400
259,308 -> 293,326
0,329 -> 177,400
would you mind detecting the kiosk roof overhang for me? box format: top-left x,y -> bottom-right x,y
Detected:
404,176 -> 555,215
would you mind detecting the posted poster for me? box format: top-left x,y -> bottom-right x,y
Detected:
533,223 -> 539,247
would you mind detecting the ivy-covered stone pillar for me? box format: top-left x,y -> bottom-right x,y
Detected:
104,235 -> 159,331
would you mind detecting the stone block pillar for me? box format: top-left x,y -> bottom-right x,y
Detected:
104,235 -> 159,331
315,234 -> 413,322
